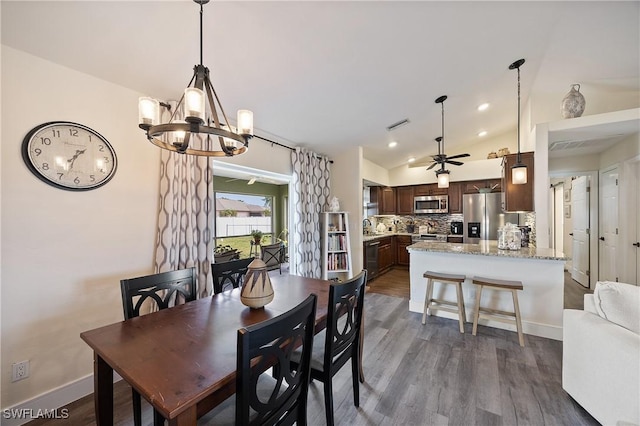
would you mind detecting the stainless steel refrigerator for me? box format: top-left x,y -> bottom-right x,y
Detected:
463,192 -> 519,244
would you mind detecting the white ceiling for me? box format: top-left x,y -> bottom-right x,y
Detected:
2,1 -> 639,170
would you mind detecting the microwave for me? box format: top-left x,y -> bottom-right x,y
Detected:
414,195 -> 448,214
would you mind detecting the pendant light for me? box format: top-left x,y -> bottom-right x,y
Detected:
509,58 -> 527,184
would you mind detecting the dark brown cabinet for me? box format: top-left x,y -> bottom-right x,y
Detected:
378,236 -> 394,273
396,235 -> 412,267
396,186 -> 414,215
502,151 -> 534,212
448,182 -> 462,214
379,187 -> 396,215
414,184 -> 447,196
447,236 -> 463,243
463,179 -> 502,194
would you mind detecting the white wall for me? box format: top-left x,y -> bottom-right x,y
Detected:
388,158 -> 503,187
330,147 -> 363,277
362,158 -> 389,186
1,47 -> 160,407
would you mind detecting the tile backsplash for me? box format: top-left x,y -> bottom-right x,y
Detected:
367,212 -> 537,246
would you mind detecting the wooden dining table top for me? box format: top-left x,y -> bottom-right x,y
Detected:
80,274 -> 331,423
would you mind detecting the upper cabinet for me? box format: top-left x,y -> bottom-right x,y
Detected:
414,184 -> 448,196
396,186 -> 414,215
379,186 -> 396,215
502,151 -> 534,212
462,179 -> 502,194
448,182 -> 462,214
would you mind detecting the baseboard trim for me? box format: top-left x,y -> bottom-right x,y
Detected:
409,299 -> 563,341
1,373 -> 122,426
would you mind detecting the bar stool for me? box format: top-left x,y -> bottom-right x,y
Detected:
471,276 -> 524,347
422,271 -> 467,333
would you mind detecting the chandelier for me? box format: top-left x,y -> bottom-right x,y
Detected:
137,0 -> 253,157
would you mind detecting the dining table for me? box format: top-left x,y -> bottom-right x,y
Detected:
80,274 -> 332,426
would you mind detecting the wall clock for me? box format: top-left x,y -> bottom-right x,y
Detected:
22,121 -> 117,191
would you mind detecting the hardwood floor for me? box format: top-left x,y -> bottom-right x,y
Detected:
27,276 -> 597,426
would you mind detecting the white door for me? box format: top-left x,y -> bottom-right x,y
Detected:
633,162 -> 640,284
599,167 -> 619,282
572,176 -> 590,287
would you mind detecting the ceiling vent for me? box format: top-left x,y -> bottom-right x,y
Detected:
386,118 -> 410,131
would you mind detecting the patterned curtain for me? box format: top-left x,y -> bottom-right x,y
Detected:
290,148 -> 331,278
153,101 -> 215,298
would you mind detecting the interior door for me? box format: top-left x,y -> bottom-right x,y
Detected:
599,167 -> 619,282
571,176 -> 590,287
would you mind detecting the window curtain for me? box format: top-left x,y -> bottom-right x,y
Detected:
153,101 -> 215,298
290,148 -> 331,278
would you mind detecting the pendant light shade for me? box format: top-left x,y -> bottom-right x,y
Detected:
436,169 -> 450,188
509,58 -> 527,185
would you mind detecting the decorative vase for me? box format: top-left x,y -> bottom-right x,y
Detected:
561,84 -> 586,118
240,258 -> 274,309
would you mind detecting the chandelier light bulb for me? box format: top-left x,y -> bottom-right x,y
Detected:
172,120 -> 187,144
184,88 -> 205,121
138,97 -> 159,126
237,110 -> 254,136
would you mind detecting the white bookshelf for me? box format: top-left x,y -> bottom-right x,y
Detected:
322,211 -> 353,281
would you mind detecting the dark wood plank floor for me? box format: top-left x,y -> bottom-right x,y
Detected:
27,274 -> 597,426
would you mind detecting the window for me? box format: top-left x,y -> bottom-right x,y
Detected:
215,192 -> 274,257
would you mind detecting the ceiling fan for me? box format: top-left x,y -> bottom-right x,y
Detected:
425,95 -> 470,171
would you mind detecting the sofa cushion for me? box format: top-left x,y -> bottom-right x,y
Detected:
593,281 -> 640,334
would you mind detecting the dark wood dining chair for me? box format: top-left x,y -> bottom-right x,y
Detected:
120,267 -> 197,426
261,242 -> 285,274
291,270 -> 367,426
211,257 -> 254,294
200,294 -> 318,425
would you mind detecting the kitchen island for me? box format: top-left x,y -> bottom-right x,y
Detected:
408,241 -> 568,340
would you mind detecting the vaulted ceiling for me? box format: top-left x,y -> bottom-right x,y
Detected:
2,1 -> 638,170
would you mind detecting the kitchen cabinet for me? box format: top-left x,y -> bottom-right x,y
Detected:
414,184 -> 447,196
378,236 -> 394,274
448,182 -> 462,214
396,186 -> 414,215
447,236 -> 463,243
502,151 -> 534,212
396,235 -> 412,267
379,187 -> 396,215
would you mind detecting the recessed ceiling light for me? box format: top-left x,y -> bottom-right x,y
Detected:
388,141 -> 398,148
407,157 -> 415,163
478,130 -> 488,137
477,103 -> 490,111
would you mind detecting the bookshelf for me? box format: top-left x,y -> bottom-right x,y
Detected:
322,211 -> 353,281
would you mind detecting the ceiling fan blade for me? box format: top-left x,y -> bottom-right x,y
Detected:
426,162 -> 438,170
445,160 -> 464,166
446,153 -> 470,160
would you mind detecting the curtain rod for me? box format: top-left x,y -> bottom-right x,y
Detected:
253,134 -> 333,163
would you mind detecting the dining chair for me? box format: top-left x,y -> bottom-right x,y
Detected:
292,270 -> 367,426
211,257 -> 254,294
200,294 -> 318,425
261,241 -> 285,274
120,267 -> 197,426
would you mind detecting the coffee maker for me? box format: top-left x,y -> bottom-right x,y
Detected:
450,221 -> 463,235
518,225 -> 531,247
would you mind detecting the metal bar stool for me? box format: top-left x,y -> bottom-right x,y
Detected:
471,276 -> 524,346
422,271 -> 467,333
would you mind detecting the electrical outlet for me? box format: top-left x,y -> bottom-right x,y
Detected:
11,360 -> 30,382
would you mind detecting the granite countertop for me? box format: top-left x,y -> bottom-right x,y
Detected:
363,232 -> 413,242
407,240 -> 568,261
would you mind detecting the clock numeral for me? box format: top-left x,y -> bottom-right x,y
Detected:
98,145 -> 104,152
103,157 -> 110,164
34,148 -> 42,156
74,177 -> 80,185
42,163 -> 50,170
40,137 -> 52,145
69,129 -> 78,137
52,129 -> 60,137
90,175 -> 96,182
57,173 -> 64,180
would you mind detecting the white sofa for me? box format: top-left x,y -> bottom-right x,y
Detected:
563,281 -> 640,426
